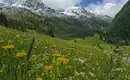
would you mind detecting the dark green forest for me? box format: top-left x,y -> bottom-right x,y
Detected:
104,0 -> 130,45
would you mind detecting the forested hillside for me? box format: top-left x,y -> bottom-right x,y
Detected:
105,0 -> 130,44
1,10 -> 99,39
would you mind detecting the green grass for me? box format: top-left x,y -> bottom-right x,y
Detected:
0,26 -> 130,80
0,26 -> 111,57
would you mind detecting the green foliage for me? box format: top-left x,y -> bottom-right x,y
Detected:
0,13 -> 8,27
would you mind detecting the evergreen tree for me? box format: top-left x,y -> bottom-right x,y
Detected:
0,13 -> 8,27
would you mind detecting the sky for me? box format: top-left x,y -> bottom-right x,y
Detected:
0,0 -> 128,17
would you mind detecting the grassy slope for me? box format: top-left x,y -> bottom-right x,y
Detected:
1,26 -> 130,79
0,26 -> 114,57
1,25 -> 130,56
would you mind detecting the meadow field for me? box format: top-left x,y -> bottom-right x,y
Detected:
0,26 -> 130,80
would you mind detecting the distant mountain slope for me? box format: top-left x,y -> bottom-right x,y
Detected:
63,7 -> 112,22
105,0 -> 130,44
0,1 -> 112,39
62,7 -> 112,28
12,0 -> 58,16
0,5 -> 97,39
12,0 -> 112,28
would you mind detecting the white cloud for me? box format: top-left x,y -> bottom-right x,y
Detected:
86,0 -> 128,17
41,0 -> 81,10
0,0 -> 3,2
1,0 -> 19,3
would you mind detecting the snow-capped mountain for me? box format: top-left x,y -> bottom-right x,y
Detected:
0,0 -> 112,22
62,7 -> 112,22
0,2 -> 28,14
0,1 -> 112,28
62,7 -> 95,18
12,0 -> 58,16
11,0 -> 112,22
0,0 -> 113,38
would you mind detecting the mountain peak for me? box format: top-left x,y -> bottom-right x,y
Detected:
62,7 -> 95,18
12,0 -> 57,16
62,6 -> 112,22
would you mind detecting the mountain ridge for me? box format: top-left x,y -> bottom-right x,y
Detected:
12,0 -> 58,16
11,0 -> 112,21
0,0 -> 112,39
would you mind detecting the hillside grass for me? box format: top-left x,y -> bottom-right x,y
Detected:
0,26 -> 130,80
0,26 -> 112,57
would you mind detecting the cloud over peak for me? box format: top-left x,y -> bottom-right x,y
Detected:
86,0 -> 128,17
41,0 -> 81,10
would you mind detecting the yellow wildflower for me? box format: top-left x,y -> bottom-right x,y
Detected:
0,40 -> 4,43
35,77 -> 43,80
52,53 -> 61,57
57,57 -> 69,64
45,66 -> 53,71
2,45 -> 15,49
16,52 -> 26,57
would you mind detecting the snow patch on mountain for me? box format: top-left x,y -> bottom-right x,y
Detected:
62,6 -> 112,22
62,7 -> 95,18
12,0 -> 57,16
0,1 -> 112,25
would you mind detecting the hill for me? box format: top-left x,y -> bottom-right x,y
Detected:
105,0 -> 130,44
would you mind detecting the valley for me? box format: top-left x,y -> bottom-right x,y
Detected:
0,0 -> 130,80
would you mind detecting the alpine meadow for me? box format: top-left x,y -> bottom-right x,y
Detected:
0,0 -> 130,80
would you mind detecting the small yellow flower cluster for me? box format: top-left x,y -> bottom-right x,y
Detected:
57,57 -> 69,64
2,45 -> 15,49
45,66 -> 53,71
35,77 -> 43,80
2,43 -> 26,57
52,52 -> 69,64
16,52 -> 26,57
